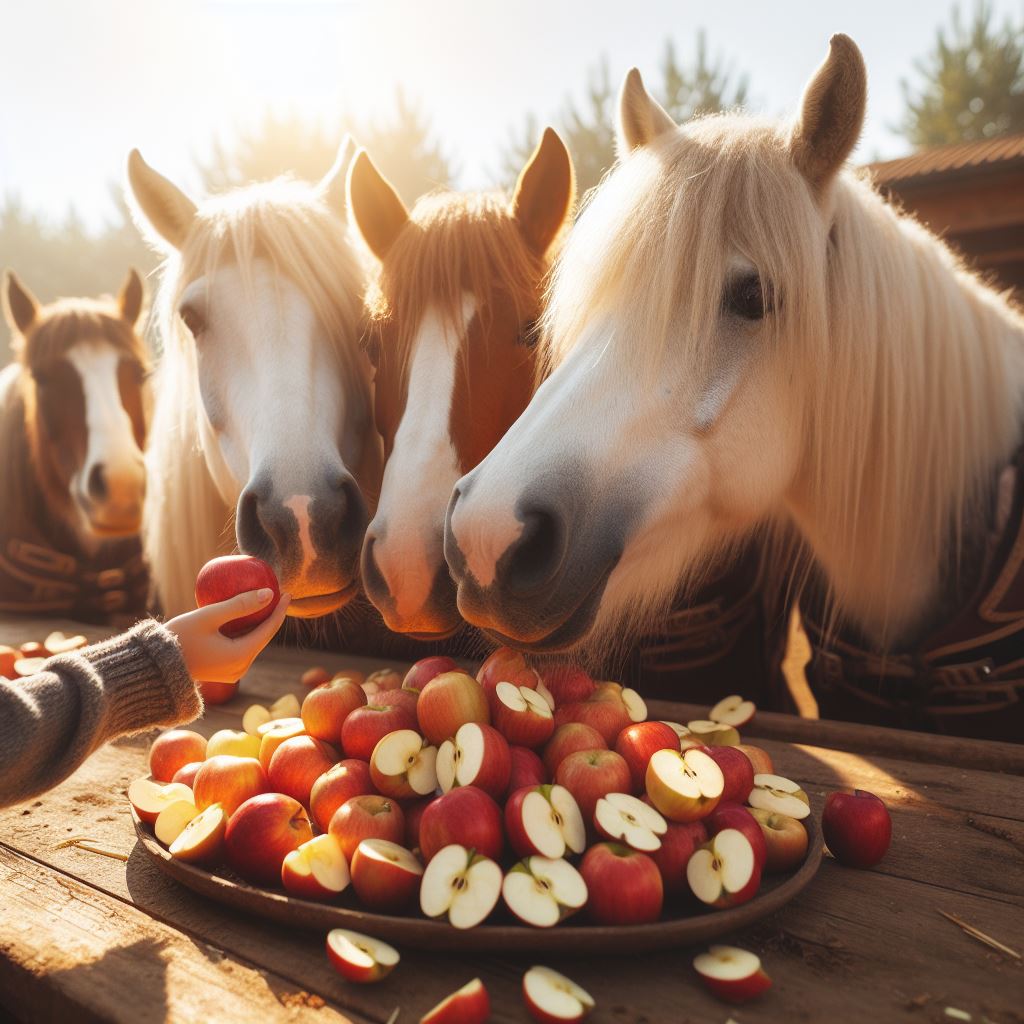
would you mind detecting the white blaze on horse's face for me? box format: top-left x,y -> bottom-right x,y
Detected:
65,340 -> 146,537
363,297 -> 473,638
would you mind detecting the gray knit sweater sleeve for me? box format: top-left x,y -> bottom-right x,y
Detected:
0,619 -> 202,807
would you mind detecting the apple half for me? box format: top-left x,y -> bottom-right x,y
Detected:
686,828 -> 761,908
687,720 -> 740,747
369,729 -> 438,799
748,773 -> 811,820
593,793 -> 667,852
350,838 -> 424,912
494,682 -> 556,747
693,945 -> 772,1003
505,784 -> 586,859
154,799 -> 200,846
281,834 -> 351,901
325,928 -> 399,983
523,965 -> 595,1023
645,748 -> 724,822
242,703 -> 272,736
502,856 -> 588,928
168,803 -> 227,865
709,694 -> 756,729
128,778 -> 195,825
421,978 -> 490,1024
420,843 -> 502,929
436,722 -> 511,800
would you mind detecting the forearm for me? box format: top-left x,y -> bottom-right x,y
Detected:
0,620 -> 201,808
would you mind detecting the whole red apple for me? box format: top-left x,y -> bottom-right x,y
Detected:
543,724 -> 607,779
403,656 -> 458,694
301,677 -> 366,743
197,679 -> 239,705
705,803 -> 768,871
149,729 -> 207,783
341,703 -> 416,761
193,755 -> 268,816
706,746 -> 756,805
328,794 -> 406,862
615,722 -> 680,793
735,744 -> 774,777
749,808 -> 808,873
476,647 -> 540,714
540,665 -> 596,706
555,749 -> 632,824
649,820 -> 707,896
224,793 -> 312,885
309,759 -> 373,833
195,555 -> 280,637
267,735 -> 339,807
507,746 -> 547,794
580,842 -> 663,924
368,688 -> 418,716
418,787 -> 504,863
822,789 -> 891,868
417,670 -> 490,745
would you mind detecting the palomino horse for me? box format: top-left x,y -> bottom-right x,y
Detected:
445,36 -> 1024,739
347,129 -> 574,640
127,143 -> 382,620
0,271 -> 150,620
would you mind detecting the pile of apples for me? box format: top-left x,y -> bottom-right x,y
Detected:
0,631 -> 87,678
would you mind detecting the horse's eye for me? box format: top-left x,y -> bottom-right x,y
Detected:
723,273 -> 774,321
518,318 -> 542,349
178,303 -> 206,337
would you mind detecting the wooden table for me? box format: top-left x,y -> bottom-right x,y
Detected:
1,616 -> 1022,1024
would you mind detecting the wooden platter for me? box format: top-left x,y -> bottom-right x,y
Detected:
132,810 -> 822,954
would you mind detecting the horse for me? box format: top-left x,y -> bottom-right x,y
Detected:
126,142 -> 383,621
346,129 -> 574,640
443,36 -> 1024,739
0,270 -> 150,620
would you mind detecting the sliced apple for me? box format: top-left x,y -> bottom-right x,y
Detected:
242,703 -> 272,736
620,686 -> 647,723
281,834 -> 351,901
505,784 -> 586,859
493,681 -> 555,747
645,748 -> 724,822
709,695 -> 756,729
693,945 -> 772,1003
270,693 -> 302,720
369,729 -> 438,799
350,838 -> 424,912
127,778 -> 195,824
687,720 -> 740,747
686,828 -> 761,908
44,631 -> 87,655
503,856 -> 588,928
168,803 -> 227,864
325,928 -> 399,983
593,793 -> 667,852
534,678 -> 556,711
14,657 -> 46,676
154,799 -> 199,846
420,843 -> 502,929
421,978 -> 490,1024
523,965 -> 595,1022
748,773 -> 811,820
436,722 -> 511,800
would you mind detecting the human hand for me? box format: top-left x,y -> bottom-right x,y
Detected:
166,589 -> 291,683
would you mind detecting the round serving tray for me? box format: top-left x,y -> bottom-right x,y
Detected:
132,810 -> 822,954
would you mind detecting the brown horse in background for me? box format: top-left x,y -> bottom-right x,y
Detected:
0,271 -> 150,621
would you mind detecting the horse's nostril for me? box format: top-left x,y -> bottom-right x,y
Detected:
87,464 -> 108,503
502,506 -> 565,597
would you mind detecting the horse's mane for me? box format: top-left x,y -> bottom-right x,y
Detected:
541,113 -> 1024,652
145,177 -> 369,615
14,297 -> 147,369
364,190 -> 546,386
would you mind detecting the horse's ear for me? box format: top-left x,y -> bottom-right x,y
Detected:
126,148 -> 197,251
118,268 -> 145,326
789,35 -> 867,194
3,271 -> 39,337
318,134 -> 357,219
510,127 -> 575,256
346,149 -> 409,261
617,67 -> 676,154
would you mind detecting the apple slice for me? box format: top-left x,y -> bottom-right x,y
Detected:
270,693 -> 302,720
693,945 -> 772,1003
619,686 -> 647,723
505,784 -> 586,859
534,678 -> 556,711
687,720 -> 740,747
493,681 -> 555,748
503,856 -> 588,928
369,729 -> 438,799
242,703 -> 272,736
44,631 -> 87,655
748,773 -> 811,820
709,695 -> 756,729
660,721 -> 692,743
168,804 -> 227,864
523,965 -> 595,1023
593,793 -> 667,852
13,657 -> 46,676
127,778 -> 195,824
350,838 -> 424,912
420,843 -> 502,929
645,748 -> 724,822
282,834 -> 351,901
421,978 -> 490,1024
257,717 -> 306,773
687,828 -> 761,908
436,722 -> 511,800
154,799 -> 199,846
326,928 -> 399,983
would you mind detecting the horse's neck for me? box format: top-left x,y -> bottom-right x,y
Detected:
789,191 -> 1024,650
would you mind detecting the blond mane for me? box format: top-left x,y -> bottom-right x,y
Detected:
542,113 -> 1024,648
145,178 -> 370,615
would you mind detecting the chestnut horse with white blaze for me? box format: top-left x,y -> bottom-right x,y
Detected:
445,36 -> 1024,739
347,129 -> 574,640
127,142 -> 383,619
0,271 -> 150,620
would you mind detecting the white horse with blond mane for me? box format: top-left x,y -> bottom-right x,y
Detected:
127,142 -> 382,620
444,36 -> 1024,735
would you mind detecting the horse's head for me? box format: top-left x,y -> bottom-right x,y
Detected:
4,270 -> 148,540
348,130 -> 573,639
445,37 -> 867,655
128,143 -> 380,617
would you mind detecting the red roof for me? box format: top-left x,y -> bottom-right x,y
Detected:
867,133 -> 1024,187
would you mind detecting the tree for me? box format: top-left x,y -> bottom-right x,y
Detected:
900,2 -> 1024,146
199,90 -> 454,207
500,32 -> 748,196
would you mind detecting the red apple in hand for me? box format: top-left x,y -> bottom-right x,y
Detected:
822,789 -> 892,868
195,555 -> 280,637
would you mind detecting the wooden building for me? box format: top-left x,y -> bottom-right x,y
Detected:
868,133 -> 1024,298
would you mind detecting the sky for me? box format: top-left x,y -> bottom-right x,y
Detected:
1,0 -> 1019,231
